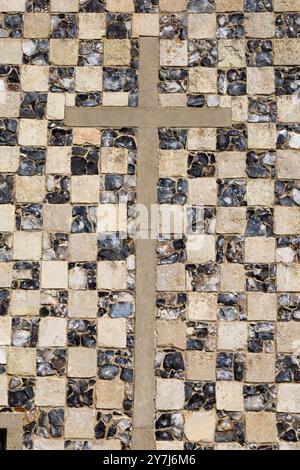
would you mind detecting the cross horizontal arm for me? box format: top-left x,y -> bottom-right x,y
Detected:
64,106 -> 232,129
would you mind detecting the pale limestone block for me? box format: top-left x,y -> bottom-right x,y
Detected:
78,13 -> 106,39
217,152 -> 246,178
97,317 -> 127,348
216,382 -> 244,412
33,439 -> 65,451
274,207 -> 300,235
156,264 -> 186,292
0,147 -> 19,173
106,0 -> 134,11
215,0 -> 243,11
277,322 -> 300,353
274,39 -> 300,65
102,92 -> 129,106
216,207 -> 246,234
159,93 -> 186,107
215,443 -> 245,450
76,67 -> 102,92
186,351 -> 216,381
219,95 -> 231,108
247,293 -> 277,321
0,92 -> 20,118
184,410 -> 216,442
46,147 -> 71,174
188,14 -> 216,38
96,379 -> 125,409
246,354 -> 275,383
278,384 -> 300,413
188,178 -> 217,205
277,264 -> 300,292
69,291 -> 98,318
160,40 -> 188,66
187,293 -> 217,321
156,441 -> 184,450
0,317 -> 11,345
73,126 -> 101,146
0,205 -> 15,232
132,13 -> 159,37
15,176 -> 45,203
0,39 -> 22,64
41,261 -> 68,289
50,39 -> 78,65
101,147 -> 128,174
21,65 -> 49,92
188,128 -> 216,150
156,320 -> 186,349
245,13 -> 275,38
274,0 -> 300,10
186,235 -> 215,263
188,67 -> 217,93
247,67 -> 275,95
248,123 -> 277,150
46,93 -> 65,120
279,443 -> 300,451
278,96 -> 300,123
245,237 -> 276,263
19,119 -> 48,146
68,348 -> 97,378
218,40 -> 246,68
0,375 -> 8,406
43,204 -> 72,232
160,0 -> 187,11
35,377 -> 65,406
0,0 -> 26,10
39,317 -> 67,347
246,412 -> 277,443
65,409 -> 95,439
247,179 -> 274,206
277,150 -> 300,179
97,260 -> 127,289
158,150 -> 187,177
232,96 -> 248,123
51,0 -> 79,11
220,264 -> 245,292
218,322 -> 248,351
97,204 -> 127,233
93,440 -> 122,450
71,175 -> 100,203
10,290 -> 40,316
0,263 -> 12,288
156,379 -> 185,411
7,348 -> 36,376
104,39 -> 131,66
24,13 -> 50,38
69,233 -> 97,262
13,232 -> 42,261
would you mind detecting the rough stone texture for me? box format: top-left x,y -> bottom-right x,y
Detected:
0,0 -> 300,452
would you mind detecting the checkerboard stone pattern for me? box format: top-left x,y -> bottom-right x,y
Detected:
0,0 -> 300,452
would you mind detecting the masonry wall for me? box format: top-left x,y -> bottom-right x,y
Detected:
0,0 -> 300,451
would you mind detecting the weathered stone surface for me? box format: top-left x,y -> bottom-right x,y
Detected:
246,412 -> 277,443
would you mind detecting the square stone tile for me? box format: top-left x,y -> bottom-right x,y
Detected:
39,317 -> 67,347
96,379 -> 125,409
156,378 -> 185,411
97,317 -> 127,348
67,348 -> 97,378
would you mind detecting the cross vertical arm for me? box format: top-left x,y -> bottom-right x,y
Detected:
132,37 -> 158,451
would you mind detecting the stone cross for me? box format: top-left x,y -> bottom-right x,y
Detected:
64,37 -> 232,450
